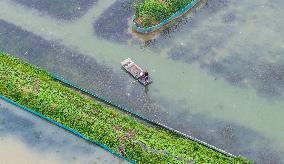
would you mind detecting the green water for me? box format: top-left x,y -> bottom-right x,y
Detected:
0,0 -> 284,162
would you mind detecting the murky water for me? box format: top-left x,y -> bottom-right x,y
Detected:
0,0 -> 284,163
0,100 -> 128,164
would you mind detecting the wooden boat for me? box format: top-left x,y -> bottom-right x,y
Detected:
121,58 -> 152,86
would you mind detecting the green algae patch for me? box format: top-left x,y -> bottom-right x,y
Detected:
0,52 -> 251,163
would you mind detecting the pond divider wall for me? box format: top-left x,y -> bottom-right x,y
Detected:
48,72 -> 237,158
132,0 -> 200,34
0,95 -> 136,164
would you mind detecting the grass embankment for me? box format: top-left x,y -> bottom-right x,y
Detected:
134,0 -> 194,27
0,52 -> 251,163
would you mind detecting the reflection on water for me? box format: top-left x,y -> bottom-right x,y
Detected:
95,0 -> 133,43
0,0 -> 284,163
0,137 -> 60,164
11,0 -> 98,20
0,100 -> 128,164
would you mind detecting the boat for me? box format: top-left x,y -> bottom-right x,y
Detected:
121,58 -> 152,86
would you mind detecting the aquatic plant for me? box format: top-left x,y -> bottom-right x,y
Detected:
134,0 -> 194,27
0,52 -> 252,163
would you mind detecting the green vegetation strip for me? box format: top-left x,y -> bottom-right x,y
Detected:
0,52 -> 251,163
134,0 -> 194,27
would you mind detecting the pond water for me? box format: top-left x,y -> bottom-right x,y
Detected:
0,99 -> 128,164
0,0 -> 284,163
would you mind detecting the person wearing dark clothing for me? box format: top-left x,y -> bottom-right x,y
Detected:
139,71 -> 149,83
144,71 -> 149,82
144,71 -> 149,77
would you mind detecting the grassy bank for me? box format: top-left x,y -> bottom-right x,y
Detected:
0,52 -> 251,163
134,0 -> 194,27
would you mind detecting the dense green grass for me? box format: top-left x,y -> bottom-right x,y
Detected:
134,0 -> 194,27
0,52 -> 251,163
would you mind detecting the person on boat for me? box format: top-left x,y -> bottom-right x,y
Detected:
140,70 -> 149,82
144,71 -> 149,82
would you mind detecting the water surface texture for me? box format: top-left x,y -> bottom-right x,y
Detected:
12,0 -> 98,20
0,100 -> 128,164
0,0 -> 284,163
